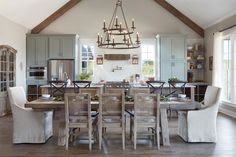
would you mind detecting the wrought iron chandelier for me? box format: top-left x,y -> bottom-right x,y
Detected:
97,0 -> 140,49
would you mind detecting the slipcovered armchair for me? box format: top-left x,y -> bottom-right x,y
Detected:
8,87 -> 53,143
178,86 -> 221,142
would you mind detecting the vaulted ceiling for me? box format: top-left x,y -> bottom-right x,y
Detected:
0,0 -> 236,31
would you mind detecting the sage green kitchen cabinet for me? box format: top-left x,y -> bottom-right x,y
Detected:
158,35 -> 187,82
26,35 -> 48,67
49,35 -> 76,59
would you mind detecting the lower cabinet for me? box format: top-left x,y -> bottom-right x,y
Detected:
185,83 -> 208,102
0,96 -> 7,117
27,80 -> 47,101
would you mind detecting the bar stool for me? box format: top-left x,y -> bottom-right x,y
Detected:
72,80 -> 91,93
49,80 -> 67,97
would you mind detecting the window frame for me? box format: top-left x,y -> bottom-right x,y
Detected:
80,43 -> 95,75
141,44 -> 156,79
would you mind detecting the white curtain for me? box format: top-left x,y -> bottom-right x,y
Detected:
213,27 -> 236,104
230,34 -> 236,103
212,32 -> 223,87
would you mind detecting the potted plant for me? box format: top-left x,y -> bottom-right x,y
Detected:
168,77 -> 180,85
77,72 -> 91,80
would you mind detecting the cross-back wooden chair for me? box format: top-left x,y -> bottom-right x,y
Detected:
64,93 -> 93,150
146,80 -> 165,94
72,80 -> 91,93
49,80 -> 67,97
167,80 -> 187,117
168,80 -> 187,97
98,93 -> 125,150
132,93 -> 160,150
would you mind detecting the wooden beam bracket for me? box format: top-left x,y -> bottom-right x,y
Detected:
31,0 -> 81,34
154,0 -> 204,37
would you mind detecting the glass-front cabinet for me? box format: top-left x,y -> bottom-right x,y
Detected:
0,45 -> 16,117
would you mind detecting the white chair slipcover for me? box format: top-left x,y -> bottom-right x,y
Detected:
8,87 -> 53,143
178,86 -> 221,142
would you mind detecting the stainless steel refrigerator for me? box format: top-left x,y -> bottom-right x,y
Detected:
48,59 -> 74,81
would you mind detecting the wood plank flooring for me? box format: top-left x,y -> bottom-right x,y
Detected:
0,113 -> 236,157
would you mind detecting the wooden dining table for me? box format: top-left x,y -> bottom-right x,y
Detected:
25,98 -> 201,146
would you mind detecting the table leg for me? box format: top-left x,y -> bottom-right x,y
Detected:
191,87 -> 195,101
57,121 -> 66,146
160,108 -> 170,146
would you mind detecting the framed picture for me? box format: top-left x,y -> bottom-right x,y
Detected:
209,56 -> 213,71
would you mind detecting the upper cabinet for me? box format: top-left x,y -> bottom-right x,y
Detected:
160,36 -> 186,61
157,35 -> 187,82
27,34 -> 78,67
49,35 -> 76,59
26,35 -> 48,67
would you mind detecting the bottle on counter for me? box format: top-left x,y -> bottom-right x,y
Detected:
67,79 -> 71,86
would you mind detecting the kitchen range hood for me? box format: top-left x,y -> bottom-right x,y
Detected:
104,54 -> 130,60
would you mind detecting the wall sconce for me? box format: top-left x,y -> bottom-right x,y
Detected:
96,55 -> 103,65
132,54 -> 139,64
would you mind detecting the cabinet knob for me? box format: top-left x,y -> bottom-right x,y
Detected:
171,55 -> 175,59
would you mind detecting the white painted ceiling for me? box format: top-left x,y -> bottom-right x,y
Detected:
0,0 -> 69,29
0,0 -> 236,29
166,0 -> 236,28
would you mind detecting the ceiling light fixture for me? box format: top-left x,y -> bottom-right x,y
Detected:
97,0 -> 140,49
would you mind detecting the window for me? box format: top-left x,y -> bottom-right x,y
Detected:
81,44 -> 94,75
141,45 -> 155,79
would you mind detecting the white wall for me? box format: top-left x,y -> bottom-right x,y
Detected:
0,15 -> 29,88
42,0 -> 201,39
204,14 -> 236,84
40,0 -> 203,82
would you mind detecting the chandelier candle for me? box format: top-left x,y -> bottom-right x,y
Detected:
97,0 -> 141,49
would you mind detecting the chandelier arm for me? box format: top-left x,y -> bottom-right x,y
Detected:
98,0 -> 140,49
106,2 -> 119,48
108,3 -> 118,32
120,3 -> 134,46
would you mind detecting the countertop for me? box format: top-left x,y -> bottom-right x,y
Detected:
41,83 -> 197,88
41,84 -> 103,88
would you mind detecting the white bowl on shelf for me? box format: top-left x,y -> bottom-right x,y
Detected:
178,94 -> 186,98
42,94 -> 50,98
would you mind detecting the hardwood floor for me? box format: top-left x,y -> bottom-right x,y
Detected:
0,113 -> 236,157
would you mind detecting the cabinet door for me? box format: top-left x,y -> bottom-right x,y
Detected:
27,37 -> 36,66
160,61 -> 172,82
62,37 -> 75,59
49,36 -> 75,59
35,37 -> 48,66
0,96 -> 7,116
27,36 -> 48,66
171,37 -> 185,60
171,61 -> 186,81
49,37 -> 61,58
160,37 -> 172,60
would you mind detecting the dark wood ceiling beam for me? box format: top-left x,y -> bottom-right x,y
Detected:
154,0 -> 204,37
31,0 -> 81,34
